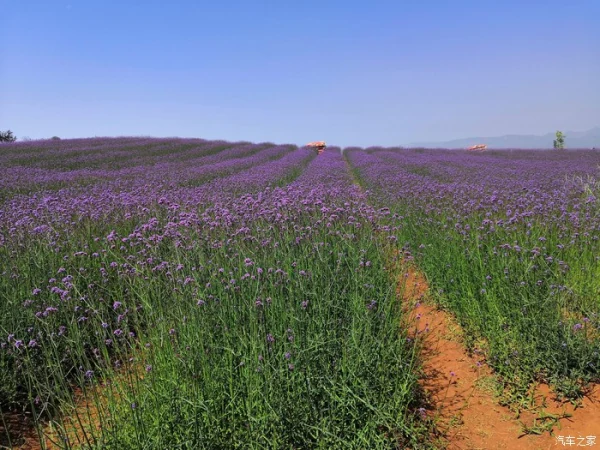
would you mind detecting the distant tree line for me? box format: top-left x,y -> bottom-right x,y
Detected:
0,130 -> 63,142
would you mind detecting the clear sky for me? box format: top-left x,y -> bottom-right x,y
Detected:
2,0 -> 599,147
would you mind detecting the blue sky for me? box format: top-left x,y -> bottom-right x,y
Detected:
2,0 -> 599,147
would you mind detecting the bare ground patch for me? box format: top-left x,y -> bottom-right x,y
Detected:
395,258 -> 600,450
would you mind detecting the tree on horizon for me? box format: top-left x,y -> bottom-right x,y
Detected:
0,130 -> 17,143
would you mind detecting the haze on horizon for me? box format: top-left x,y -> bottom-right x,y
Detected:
1,0 -> 599,148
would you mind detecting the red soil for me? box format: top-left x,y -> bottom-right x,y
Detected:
2,377 -> 118,449
2,391 -> 102,449
398,263 -> 600,450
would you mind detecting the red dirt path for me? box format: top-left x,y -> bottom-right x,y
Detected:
398,263 -> 600,450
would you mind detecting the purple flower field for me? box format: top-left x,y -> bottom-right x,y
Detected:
0,138 -> 599,448
347,147 -> 600,399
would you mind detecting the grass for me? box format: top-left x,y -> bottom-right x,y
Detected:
85,227 -> 422,449
0,213 -> 427,449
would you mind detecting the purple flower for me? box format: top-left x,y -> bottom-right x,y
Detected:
114,329 -> 123,337
266,334 -> 275,344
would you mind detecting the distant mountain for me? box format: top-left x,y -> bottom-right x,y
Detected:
408,127 -> 600,149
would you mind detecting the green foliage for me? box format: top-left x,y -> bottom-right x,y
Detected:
347,155 -> 600,408
553,130 -> 565,150
0,130 -> 17,143
0,214 -> 428,448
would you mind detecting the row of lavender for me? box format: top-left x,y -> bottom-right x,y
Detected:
0,140 -> 427,448
346,147 -> 600,402
0,138 -> 315,243
0,138 -> 292,200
